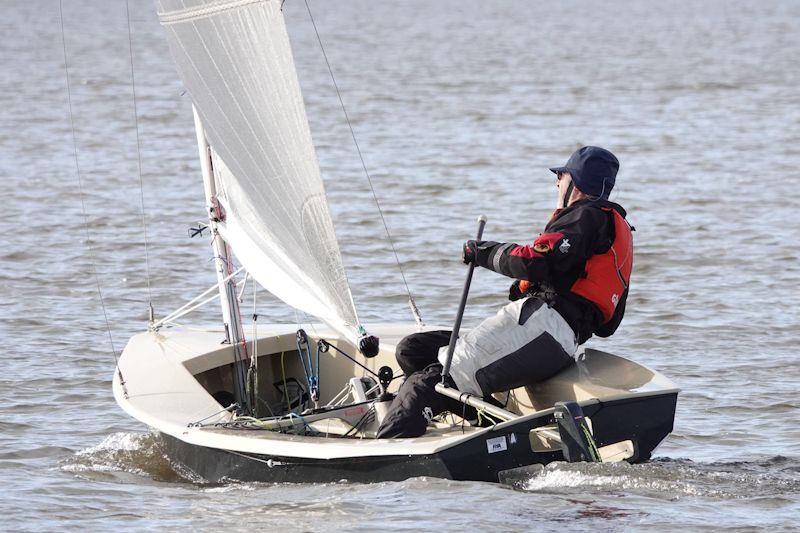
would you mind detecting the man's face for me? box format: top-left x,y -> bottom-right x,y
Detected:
556,171 -> 573,207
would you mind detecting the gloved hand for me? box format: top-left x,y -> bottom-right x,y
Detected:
508,279 -> 531,301
462,240 -> 478,265
508,280 -> 523,301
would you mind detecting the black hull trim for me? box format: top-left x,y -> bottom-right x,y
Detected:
161,392 -> 677,484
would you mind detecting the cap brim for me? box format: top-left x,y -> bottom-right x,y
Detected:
549,166 -> 566,174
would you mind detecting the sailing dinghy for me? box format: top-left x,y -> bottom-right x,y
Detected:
113,0 -> 679,483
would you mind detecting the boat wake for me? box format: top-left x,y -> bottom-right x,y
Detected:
62,431 -> 800,505
60,432 -> 201,483
510,456 -> 800,500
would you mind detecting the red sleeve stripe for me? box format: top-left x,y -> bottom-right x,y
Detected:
534,232 -> 565,251
510,245 -> 543,259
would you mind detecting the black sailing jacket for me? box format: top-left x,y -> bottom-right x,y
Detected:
471,199 -> 631,344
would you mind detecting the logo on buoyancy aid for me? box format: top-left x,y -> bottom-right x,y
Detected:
611,293 -> 619,307
559,239 -> 571,254
422,406 -> 434,422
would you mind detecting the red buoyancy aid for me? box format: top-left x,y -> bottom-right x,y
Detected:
570,208 -> 633,323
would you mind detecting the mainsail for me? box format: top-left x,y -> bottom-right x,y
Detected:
156,0 -> 359,336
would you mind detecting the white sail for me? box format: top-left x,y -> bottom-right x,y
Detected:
156,0 -> 359,336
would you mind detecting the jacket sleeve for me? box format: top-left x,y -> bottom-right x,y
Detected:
472,206 -> 609,282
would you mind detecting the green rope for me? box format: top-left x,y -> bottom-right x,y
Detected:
476,407 -> 502,427
581,423 -> 602,462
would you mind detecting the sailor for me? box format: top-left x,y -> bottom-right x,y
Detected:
377,146 -> 633,438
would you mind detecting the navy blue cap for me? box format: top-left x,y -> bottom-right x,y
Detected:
549,146 -> 619,199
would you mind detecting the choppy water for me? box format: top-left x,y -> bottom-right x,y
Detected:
2,0 -> 799,530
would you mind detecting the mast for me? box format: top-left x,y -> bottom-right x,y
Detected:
193,106 -> 252,415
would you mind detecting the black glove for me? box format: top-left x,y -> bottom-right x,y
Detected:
508,280 -> 523,301
462,240 -> 478,265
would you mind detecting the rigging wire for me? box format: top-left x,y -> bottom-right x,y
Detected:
58,1 -> 127,398
124,0 -> 154,319
249,276 -> 259,415
150,266 -> 245,329
301,0 -> 424,327
227,257 -> 252,413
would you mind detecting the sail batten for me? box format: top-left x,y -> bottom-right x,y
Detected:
156,0 -> 359,337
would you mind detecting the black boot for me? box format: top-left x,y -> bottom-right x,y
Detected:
376,365 -> 478,438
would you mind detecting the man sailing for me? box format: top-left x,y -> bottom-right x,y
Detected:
377,146 -> 633,438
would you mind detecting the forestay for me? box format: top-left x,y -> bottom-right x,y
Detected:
156,0 -> 359,337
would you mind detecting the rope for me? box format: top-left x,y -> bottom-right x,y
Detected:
251,278 -> 258,361
582,423 -> 602,462
227,256 -> 252,413
249,278 -> 259,415
319,340 -> 381,379
187,403 -> 238,427
476,407 -> 502,427
124,0 -> 153,313
58,1 -> 127,398
302,0 -> 423,327
222,412 -> 313,433
296,332 -> 317,403
342,403 -> 375,438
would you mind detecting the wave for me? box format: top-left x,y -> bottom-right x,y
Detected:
60,432 -> 202,483
63,431 -> 800,502
512,456 -> 800,500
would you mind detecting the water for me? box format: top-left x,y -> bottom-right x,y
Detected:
2,0 -> 799,530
